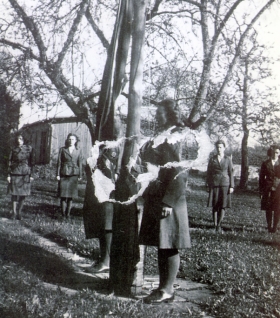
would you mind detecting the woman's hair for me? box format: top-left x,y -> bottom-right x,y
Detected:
157,99 -> 182,127
13,132 -> 26,146
65,133 -> 79,148
267,145 -> 280,157
215,140 -> 226,148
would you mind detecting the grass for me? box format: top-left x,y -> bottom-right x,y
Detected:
0,174 -> 280,317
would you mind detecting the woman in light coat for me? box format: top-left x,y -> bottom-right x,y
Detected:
57,133 -> 83,218
206,140 -> 234,232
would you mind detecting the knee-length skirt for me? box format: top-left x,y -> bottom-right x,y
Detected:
83,169 -> 113,239
58,175 -> 78,198
7,175 -> 31,196
207,186 -> 231,209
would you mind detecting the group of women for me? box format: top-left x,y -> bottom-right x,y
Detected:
6,99 -> 280,303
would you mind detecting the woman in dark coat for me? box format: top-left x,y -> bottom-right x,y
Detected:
83,144 -> 120,272
259,145 -> 280,232
206,140 -> 234,232
57,133 -> 83,218
137,99 -> 190,304
7,133 -> 35,220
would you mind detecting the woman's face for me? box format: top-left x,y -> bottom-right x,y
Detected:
216,143 -> 225,156
17,135 -> 24,147
155,106 -> 168,128
271,148 -> 280,160
68,135 -> 77,147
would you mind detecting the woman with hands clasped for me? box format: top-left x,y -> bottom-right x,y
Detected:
206,140 -> 234,232
7,133 -> 35,220
57,133 -> 83,219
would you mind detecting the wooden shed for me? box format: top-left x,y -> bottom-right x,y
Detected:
21,117 -> 92,165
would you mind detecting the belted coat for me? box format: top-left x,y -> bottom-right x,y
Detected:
57,147 -> 83,198
138,138 -> 191,249
7,145 -> 35,196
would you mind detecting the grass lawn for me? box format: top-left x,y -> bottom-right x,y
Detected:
0,173 -> 280,317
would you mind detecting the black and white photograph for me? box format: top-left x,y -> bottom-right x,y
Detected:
0,0 -> 280,317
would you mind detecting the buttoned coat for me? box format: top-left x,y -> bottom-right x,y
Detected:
206,155 -> 234,188
138,138 -> 191,249
259,159 -> 280,211
8,145 -> 35,176
57,147 -> 83,198
57,147 -> 83,178
7,145 -> 35,196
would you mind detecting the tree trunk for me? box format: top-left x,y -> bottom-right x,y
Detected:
110,0 -> 148,297
239,59 -> 249,189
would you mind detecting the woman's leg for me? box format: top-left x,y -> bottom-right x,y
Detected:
144,249 -> 178,303
217,208 -> 225,229
92,230 -> 112,272
66,198 -> 72,218
17,196 -> 25,220
212,209 -> 218,228
158,249 -> 179,295
60,197 -> 67,217
272,209 -> 280,233
266,210 -> 273,232
11,195 -> 18,219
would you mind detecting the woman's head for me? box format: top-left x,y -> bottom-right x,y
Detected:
65,133 -> 79,148
14,133 -> 25,147
215,140 -> 226,155
267,145 -> 280,160
156,99 -> 181,130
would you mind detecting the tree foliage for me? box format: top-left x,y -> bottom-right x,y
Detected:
0,79 -> 21,172
0,0 -> 277,142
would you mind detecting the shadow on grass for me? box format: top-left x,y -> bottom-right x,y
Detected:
0,235 -> 110,294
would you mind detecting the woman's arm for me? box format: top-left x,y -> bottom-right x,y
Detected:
56,148 -> 63,180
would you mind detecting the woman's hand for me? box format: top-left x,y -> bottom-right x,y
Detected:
7,176 -> 11,183
161,206 -> 172,218
56,176 -> 60,181
229,187 -> 234,194
30,177 -> 34,182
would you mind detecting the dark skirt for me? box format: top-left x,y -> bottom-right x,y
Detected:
58,175 -> 78,198
207,186 -> 231,210
262,190 -> 279,212
83,166 -> 113,239
7,175 -> 31,196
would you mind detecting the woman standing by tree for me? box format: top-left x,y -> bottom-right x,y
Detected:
206,140 -> 234,232
7,133 -> 35,220
135,99 -> 190,304
57,133 -> 83,219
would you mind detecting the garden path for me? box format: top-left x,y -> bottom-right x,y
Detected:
1,217 -> 214,316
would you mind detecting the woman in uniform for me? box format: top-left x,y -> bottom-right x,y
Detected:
7,133 -> 35,220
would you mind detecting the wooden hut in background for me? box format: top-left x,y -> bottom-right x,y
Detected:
21,117 -> 92,165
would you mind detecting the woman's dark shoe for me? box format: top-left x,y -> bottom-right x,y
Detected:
143,289 -> 174,304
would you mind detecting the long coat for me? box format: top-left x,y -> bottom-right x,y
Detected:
138,138 -> 191,249
259,159 -> 280,211
206,155 -> 234,208
7,145 -> 35,196
57,147 -> 83,198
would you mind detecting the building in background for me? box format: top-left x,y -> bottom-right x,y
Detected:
21,117 -> 92,165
